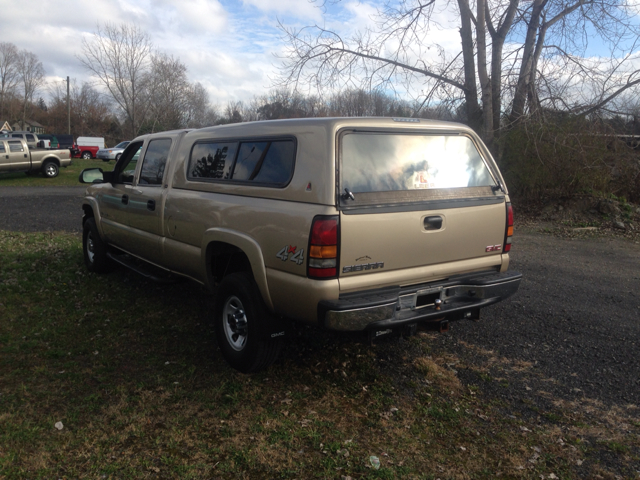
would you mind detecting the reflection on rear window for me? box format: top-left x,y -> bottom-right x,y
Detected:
341,133 -> 495,192
189,139 -> 295,186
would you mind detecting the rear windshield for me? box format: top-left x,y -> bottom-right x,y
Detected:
341,132 -> 495,193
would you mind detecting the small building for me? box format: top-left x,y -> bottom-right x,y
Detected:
11,120 -> 45,134
1,121 -> 12,132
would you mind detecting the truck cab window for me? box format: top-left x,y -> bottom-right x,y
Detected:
139,138 -> 172,185
8,140 -> 24,152
115,143 -> 143,184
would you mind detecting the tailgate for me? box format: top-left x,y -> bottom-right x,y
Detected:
340,201 -> 506,277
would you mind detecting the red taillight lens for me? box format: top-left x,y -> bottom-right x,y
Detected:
311,218 -> 337,245
504,203 -> 514,253
308,216 -> 338,279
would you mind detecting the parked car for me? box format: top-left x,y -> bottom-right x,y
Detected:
73,136 -> 106,159
79,117 -> 521,373
1,131 -> 40,149
51,134 -> 76,151
0,138 -> 71,178
96,141 -> 130,162
37,134 -> 57,148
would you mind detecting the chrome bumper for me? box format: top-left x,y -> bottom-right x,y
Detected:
321,271 -> 522,331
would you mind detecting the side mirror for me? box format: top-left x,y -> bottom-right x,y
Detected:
79,168 -> 113,184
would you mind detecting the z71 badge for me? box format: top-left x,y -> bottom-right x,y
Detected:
276,245 -> 305,265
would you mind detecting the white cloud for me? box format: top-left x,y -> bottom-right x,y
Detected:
240,0 -> 322,21
153,0 -> 228,35
343,1 -> 378,30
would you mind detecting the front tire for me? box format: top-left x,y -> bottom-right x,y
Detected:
115,153 -> 121,161
42,161 -> 59,178
215,272 -> 282,373
83,217 -> 113,273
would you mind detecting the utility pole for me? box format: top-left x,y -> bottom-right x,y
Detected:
67,76 -> 70,135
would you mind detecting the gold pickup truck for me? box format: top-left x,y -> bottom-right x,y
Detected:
79,117 -> 521,372
0,138 -> 71,178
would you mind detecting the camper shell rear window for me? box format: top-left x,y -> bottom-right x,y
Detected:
339,130 -> 500,209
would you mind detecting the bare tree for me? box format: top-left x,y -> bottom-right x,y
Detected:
278,0 -> 640,148
16,50 -> 45,130
146,53 -> 192,132
79,22 -> 152,138
145,54 -> 216,131
184,82 -> 217,128
48,79 -> 112,136
0,42 -> 19,121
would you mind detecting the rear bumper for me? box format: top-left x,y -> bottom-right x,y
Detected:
320,270 -> 522,331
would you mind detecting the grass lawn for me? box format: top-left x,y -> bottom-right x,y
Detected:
0,231 -> 638,479
0,158 -> 113,187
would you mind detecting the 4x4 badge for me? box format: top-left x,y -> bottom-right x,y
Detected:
276,245 -> 305,265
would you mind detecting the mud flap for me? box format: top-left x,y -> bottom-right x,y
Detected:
263,315 -> 288,341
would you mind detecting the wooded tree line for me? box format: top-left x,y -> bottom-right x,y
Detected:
276,0 -> 640,201
2,8 -> 639,201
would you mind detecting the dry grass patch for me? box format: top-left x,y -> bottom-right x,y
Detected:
414,356 -> 463,394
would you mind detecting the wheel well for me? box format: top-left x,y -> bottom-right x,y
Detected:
207,241 -> 252,285
42,157 -> 60,166
82,205 -> 94,226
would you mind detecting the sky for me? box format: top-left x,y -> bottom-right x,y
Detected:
2,0 -> 638,112
0,0 -> 388,106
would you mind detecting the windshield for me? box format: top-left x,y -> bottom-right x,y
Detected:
341,133 -> 495,193
115,141 -> 130,149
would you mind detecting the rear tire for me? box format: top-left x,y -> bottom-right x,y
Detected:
215,272 -> 282,373
42,161 -> 59,178
83,217 -> 113,273
81,151 -> 92,159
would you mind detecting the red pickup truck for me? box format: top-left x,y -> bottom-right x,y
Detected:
72,136 -> 105,159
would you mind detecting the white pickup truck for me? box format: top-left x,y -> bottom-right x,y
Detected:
0,138 -> 71,178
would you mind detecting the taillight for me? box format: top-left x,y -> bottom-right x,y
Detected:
504,203 -> 514,253
308,216 -> 339,279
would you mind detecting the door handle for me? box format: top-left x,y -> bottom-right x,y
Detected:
147,200 -> 155,211
121,194 -> 129,205
424,216 -> 443,230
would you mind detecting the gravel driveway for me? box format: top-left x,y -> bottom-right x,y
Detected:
0,186 -> 85,233
430,230 -> 640,407
2,186 -> 639,409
